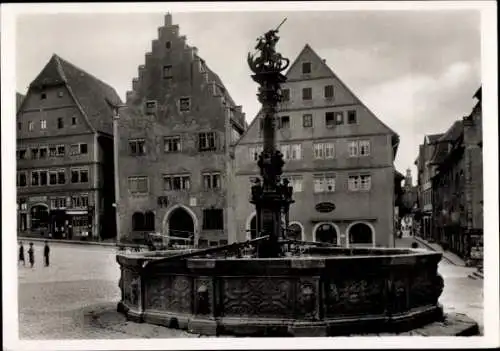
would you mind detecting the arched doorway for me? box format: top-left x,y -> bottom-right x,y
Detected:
30,204 -> 49,232
287,222 -> 303,241
168,207 -> 195,247
348,222 -> 374,246
314,223 -> 338,245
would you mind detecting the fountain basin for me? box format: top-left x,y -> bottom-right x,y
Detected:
116,246 -> 446,336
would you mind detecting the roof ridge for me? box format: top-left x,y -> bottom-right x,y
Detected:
55,54 -> 118,94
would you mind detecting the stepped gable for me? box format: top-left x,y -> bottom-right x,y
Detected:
126,13 -> 246,130
28,54 -> 122,135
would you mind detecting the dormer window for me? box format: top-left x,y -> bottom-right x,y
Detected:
302,62 -> 311,74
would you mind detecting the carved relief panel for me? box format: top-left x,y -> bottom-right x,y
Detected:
325,275 -> 385,317
221,277 -> 293,318
145,275 -> 193,313
295,278 -> 320,320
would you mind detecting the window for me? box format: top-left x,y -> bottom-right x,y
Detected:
72,195 -> 89,208
17,172 -> 27,187
50,197 -> 66,209
129,139 -> 146,156
49,171 -> 57,185
179,97 -> 191,112
18,149 -> 27,160
359,140 -> 370,156
334,112 -> 344,125
40,120 -> 47,129
128,176 -> 149,194
163,65 -> 172,79
281,88 -> 290,102
72,117 -> 77,125
57,118 -> 64,129
31,171 -> 40,186
145,100 -> 158,115
249,145 -> 263,161
279,115 -> 290,129
166,41 -> 171,49
347,110 -> 357,124
314,142 -> 335,159
163,174 -> 190,191
41,93 -> 47,100
28,121 -> 34,131
40,171 -> 47,185
80,143 -> 88,154
303,114 -> 313,128
280,143 -> 302,160
302,62 -> 311,74
58,91 -> 64,98
164,136 -> 181,152
349,140 -> 370,157
71,168 -> 89,183
314,174 -> 336,193
324,85 -> 334,99
348,174 -> 371,191
57,170 -> 66,184
70,144 -> 88,155
30,148 -> 39,160
18,122 -> 22,131
57,145 -> 65,157
325,112 -> 335,127
132,212 -> 145,231
202,209 -> 224,230
287,175 -> 303,192
203,173 -> 221,190
198,132 -> 217,151
302,87 -> 312,100
348,141 -> 359,157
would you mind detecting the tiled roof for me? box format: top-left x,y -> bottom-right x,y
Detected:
426,133 -> 444,144
430,121 -> 463,165
29,54 -> 122,135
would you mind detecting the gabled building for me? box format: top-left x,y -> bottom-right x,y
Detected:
117,14 -> 246,247
430,86 -> 483,263
232,44 -> 400,247
16,54 -> 121,240
413,133 -> 443,240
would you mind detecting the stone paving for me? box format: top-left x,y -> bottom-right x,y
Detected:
17,241 -> 483,339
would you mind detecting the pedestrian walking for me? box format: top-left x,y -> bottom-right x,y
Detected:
28,242 -> 35,268
44,241 -> 50,267
18,241 -> 25,266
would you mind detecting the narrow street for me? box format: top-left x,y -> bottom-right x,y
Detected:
17,241 -> 483,339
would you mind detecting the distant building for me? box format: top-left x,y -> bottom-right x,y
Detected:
117,14 -> 246,247
232,44 -> 400,247
413,133 -> 444,240
430,86 -> 483,263
16,54 -> 120,241
16,93 -> 25,112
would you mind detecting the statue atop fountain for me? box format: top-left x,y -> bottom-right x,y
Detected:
248,19 -> 294,258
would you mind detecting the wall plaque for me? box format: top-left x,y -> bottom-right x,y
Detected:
315,202 -> 336,213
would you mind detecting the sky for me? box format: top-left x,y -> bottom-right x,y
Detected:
14,9 -> 482,183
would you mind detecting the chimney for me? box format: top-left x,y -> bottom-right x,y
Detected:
165,13 -> 173,26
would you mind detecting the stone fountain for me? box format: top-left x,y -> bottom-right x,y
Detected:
116,21 -> 480,337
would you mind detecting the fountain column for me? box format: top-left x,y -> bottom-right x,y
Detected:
248,21 -> 293,258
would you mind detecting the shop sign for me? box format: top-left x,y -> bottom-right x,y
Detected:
315,202 -> 336,213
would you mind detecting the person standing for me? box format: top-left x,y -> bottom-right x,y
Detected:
44,241 -> 50,267
28,242 -> 35,268
18,241 -> 25,266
